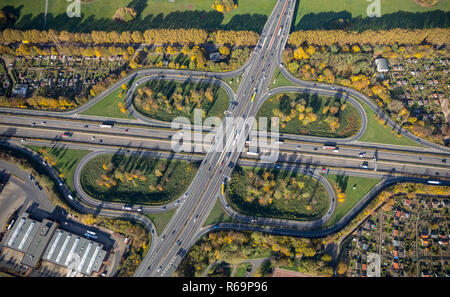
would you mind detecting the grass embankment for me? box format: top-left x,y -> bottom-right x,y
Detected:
257,92 -> 361,138
145,208 -> 176,235
223,74 -> 242,93
27,145 -> 90,192
80,153 -> 199,205
235,263 -> 252,277
269,69 -> 294,89
203,199 -> 235,227
357,98 -> 424,147
325,174 -> 381,227
81,87 -> 136,120
227,166 -> 330,221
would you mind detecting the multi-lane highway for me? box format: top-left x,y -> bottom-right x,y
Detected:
134,0 -> 298,277
0,0 -> 449,278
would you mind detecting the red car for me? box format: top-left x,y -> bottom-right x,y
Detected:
61,132 -> 73,138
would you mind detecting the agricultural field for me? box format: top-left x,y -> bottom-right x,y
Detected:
1,0 -> 277,32
226,166 -> 330,221
257,92 -> 361,138
133,79 -> 230,122
293,0 -> 450,31
80,153 -> 199,205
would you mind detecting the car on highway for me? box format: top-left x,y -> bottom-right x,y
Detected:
151,229 -> 154,236
122,206 -> 132,211
157,266 -> 162,273
41,121 -> 46,125
137,206 -> 143,212
29,174 -> 34,181
193,214 -> 199,222
68,195 -> 73,200
91,136 -> 95,140
31,122 -> 36,126
61,131 -> 73,138
358,152 -> 365,157
176,240 -> 182,246
162,206 -> 166,211
361,161 -> 369,169
21,138 -> 26,142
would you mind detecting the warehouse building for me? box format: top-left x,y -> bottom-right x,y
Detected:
3,211 -> 107,276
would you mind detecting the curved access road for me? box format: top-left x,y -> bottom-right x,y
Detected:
276,52 -> 450,152
219,160 -> 337,230
0,140 -> 159,256
123,74 -> 235,127
73,149 -> 203,217
0,66 -> 243,120
259,85 -> 368,143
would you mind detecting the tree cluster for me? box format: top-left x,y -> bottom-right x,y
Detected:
212,0 -> 238,13
177,230 -> 321,277
0,28 -> 259,46
288,28 -> 449,47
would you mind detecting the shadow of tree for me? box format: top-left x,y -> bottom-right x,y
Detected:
1,4 -> 272,33
294,10 -> 450,31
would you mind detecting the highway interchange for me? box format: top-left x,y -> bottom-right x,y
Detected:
0,0 -> 449,277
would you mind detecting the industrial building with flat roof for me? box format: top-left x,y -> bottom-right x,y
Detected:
3,211 -> 107,276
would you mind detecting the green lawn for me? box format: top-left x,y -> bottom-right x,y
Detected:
294,0 -> 449,30
357,98 -> 424,147
257,92 -> 361,138
203,199 -> 234,227
80,153 -> 199,205
324,174 -> 381,227
227,166 -> 330,221
146,208 -> 176,235
27,145 -> 90,192
133,79 -> 230,123
222,74 -> 242,93
2,0 -> 277,32
269,68 -> 294,89
81,87 -> 136,119
235,263 -> 252,277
